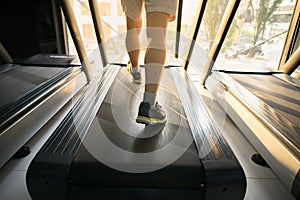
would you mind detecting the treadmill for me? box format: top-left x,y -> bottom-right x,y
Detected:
205,64 -> 300,199
0,53 -> 86,168
27,64 -> 247,200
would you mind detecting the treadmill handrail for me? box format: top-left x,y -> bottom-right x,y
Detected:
88,0 -> 108,67
0,42 -> 13,64
202,0 -> 241,84
280,46 -> 300,75
183,0 -> 208,71
175,0 -> 183,58
59,0 -> 92,83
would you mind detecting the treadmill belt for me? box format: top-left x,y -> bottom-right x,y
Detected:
229,74 -> 300,126
27,65 -> 246,200
0,65 -> 67,108
0,63 -> 79,131
16,53 -> 80,66
226,73 -> 300,159
71,68 -> 204,189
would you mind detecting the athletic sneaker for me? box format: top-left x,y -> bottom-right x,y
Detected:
136,102 -> 166,125
131,70 -> 142,84
127,62 -> 141,84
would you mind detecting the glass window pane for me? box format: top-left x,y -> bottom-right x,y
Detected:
215,0 -> 297,71
87,0 -> 126,63
201,0 -> 230,52
185,0 -> 230,76
68,0 -> 98,55
67,0 -> 102,72
291,23 -> 300,55
98,2 -> 111,16
291,24 -> 300,78
175,0 -> 203,64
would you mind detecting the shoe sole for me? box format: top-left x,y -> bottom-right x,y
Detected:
136,116 -> 166,125
133,77 -> 142,84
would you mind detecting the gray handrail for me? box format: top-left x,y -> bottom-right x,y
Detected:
60,0 -> 92,83
51,0 -> 67,54
0,42 -> 13,64
183,0 -> 208,71
278,0 -> 300,69
175,0 -> 183,58
88,0 -> 108,67
280,46 -> 300,75
202,0 -> 241,84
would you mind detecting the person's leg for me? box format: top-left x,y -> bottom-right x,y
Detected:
136,13 -> 169,125
121,0 -> 143,83
136,0 -> 178,125
125,16 -> 142,69
125,17 -> 143,83
144,12 -> 169,95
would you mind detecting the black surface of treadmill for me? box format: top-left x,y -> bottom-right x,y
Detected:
70,68 -> 205,189
0,65 -> 67,108
26,66 -> 246,200
15,53 -> 80,66
229,74 -> 300,126
72,141 -> 203,189
227,73 -> 300,159
71,186 -> 203,200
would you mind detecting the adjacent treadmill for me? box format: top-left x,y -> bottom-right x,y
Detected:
27,64 -> 247,200
206,65 -> 300,199
0,53 -> 86,168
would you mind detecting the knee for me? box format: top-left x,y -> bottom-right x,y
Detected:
126,20 -> 142,41
146,28 -> 166,50
126,16 -> 142,30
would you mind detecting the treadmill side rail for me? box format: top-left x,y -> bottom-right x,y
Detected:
171,67 -> 247,200
0,67 -> 85,168
26,65 -> 120,200
26,153 -> 74,200
203,160 -> 247,200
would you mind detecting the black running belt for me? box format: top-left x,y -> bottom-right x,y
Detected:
0,64 -> 79,131
27,65 -> 246,200
227,74 -> 300,156
70,68 -> 203,189
14,53 -> 80,67
229,74 -> 300,125
0,65 -> 68,106
212,72 -> 300,199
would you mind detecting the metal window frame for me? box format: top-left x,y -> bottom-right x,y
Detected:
202,0 -> 241,84
278,0 -> 300,74
0,42 -> 12,64
280,43 -> 300,74
51,0 -> 68,54
88,0 -> 108,67
183,0 -> 208,71
59,0 -> 92,83
175,0 -> 183,58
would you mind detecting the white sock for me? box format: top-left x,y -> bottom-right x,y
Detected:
143,92 -> 157,106
131,65 -> 140,73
